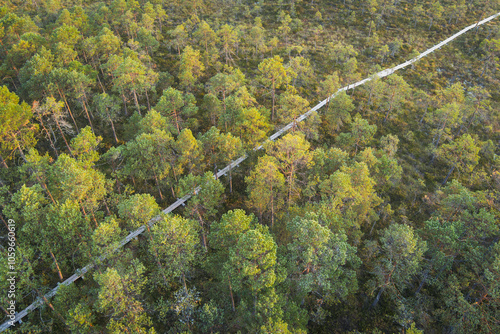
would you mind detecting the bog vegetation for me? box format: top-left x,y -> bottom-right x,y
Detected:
0,0 -> 499,333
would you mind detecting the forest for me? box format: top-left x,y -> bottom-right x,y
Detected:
0,0 -> 499,333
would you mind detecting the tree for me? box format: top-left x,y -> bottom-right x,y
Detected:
319,162 -> 382,232
208,209 -> 254,311
207,66 -> 245,131
169,24 -> 188,55
175,128 -> 205,176
367,224 -> 427,308
234,106 -> 271,150
47,67 -> 80,130
288,56 -> 314,89
318,72 -> 340,111
218,131 -> 243,192
278,11 -> 292,47
427,83 -> 465,159
168,287 -> 202,331
69,125 -> 102,169
193,20 -> 218,63
149,214 -> 198,291
199,126 -> 243,191
177,172 -> 224,250
327,41 -> 358,66
248,17 -> 267,57
356,146 -> 403,191
110,55 -> 158,115
94,92 -> 121,143
479,38 -> 500,78
155,87 -> 199,135
265,132 -> 312,206
381,74 -> 411,122
50,134 -> 107,222
201,92 -> 222,126
217,24 -> 238,64
179,46 -> 205,91
459,86 -> 491,135
438,134 -> 480,185
209,209 -> 254,253
6,184 -> 85,280
420,181 -> 500,332
120,128 -> 175,200
336,115 -> 377,154
225,226 -> 278,298
277,91 -> 309,126
258,56 -> 290,120
246,155 -> 286,226
94,260 -> 155,333
19,46 -> 54,101
117,193 -> 160,230
323,90 -> 354,133
51,24 -> 81,65
286,213 -> 359,308
0,86 -> 37,165
428,1 -> 444,30
363,76 -> 384,109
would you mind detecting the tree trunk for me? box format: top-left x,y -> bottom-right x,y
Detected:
383,105 -> 392,122
50,251 -> 64,281
15,140 -> 27,163
197,210 -> 208,251
372,286 -> 385,308
228,274 -> 236,312
56,88 -> 79,133
174,109 -> 181,135
81,98 -> 94,132
54,118 -> 73,155
145,90 -> 151,111
96,73 -> 106,93
442,163 -> 457,185
121,94 -> 128,116
271,81 -> 276,121
39,117 -> 59,157
146,225 -> 169,287
271,183 -> 274,228
0,154 -> 9,168
153,171 -> 164,200
132,90 -> 141,115
110,118 -> 119,144
35,287 -> 69,328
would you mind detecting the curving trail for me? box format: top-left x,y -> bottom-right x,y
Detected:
1,11 -> 499,332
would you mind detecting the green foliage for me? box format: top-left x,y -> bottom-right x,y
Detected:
118,193 -> 159,229
2,1 -> 500,333
179,45 -> 205,90
367,224 -> 427,308
265,132 -> 312,205
336,115 -> 377,154
149,214 -> 198,289
94,260 -> 154,333
0,85 -> 37,162
286,213 -> 359,305
225,226 -> 278,294
246,155 -> 286,225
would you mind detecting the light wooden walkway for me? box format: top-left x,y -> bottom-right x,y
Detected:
1,11 -> 499,332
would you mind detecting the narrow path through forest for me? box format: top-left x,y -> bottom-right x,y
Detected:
1,11 -> 499,332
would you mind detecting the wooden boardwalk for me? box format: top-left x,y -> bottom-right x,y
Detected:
1,11 -> 499,332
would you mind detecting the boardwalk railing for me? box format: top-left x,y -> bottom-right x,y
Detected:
1,11 -> 499,332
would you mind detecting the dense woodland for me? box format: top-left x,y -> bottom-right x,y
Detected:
0,0 -> 500,333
